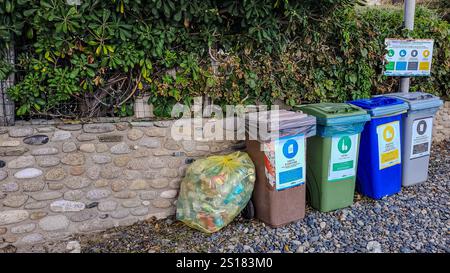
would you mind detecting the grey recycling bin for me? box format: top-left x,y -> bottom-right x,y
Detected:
384,92 -> 443,186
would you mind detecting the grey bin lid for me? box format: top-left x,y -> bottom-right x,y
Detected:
245,110 -> 316,141
381,92 -> 443,111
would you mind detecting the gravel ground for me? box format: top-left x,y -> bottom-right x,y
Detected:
17,141 -> 450,253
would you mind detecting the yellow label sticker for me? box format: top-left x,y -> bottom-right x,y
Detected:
419,62 -> 430,70
377,121 -> 401,170
381,149 -> 399,164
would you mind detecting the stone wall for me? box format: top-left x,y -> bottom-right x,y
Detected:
0,120 -> 240,246
433,101 -> 450,143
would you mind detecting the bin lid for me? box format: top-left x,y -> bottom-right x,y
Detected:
245,110 -> 316,141
295,103 -> 370,126
348,96 -> 408,117
381,92 -> 443,111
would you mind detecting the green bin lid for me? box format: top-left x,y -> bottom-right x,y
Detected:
296,103 -> 370,126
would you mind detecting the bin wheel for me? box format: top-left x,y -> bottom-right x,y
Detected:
242,200 -> 255,220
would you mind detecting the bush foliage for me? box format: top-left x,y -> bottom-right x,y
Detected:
0,0 -> 448,118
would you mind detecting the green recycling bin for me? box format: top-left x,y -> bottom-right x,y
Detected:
296,103 -> 370,212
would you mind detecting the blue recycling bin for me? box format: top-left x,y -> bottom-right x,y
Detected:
348,96 -> 409,199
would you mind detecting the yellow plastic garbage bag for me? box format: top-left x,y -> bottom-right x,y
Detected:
176,151 -> 256,233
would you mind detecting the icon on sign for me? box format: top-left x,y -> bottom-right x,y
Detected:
423,50 -> 430,57
411,50 -> 418,57
283,139 -> 298,159
387,49 -> 395,57
399,50 -> 407,57
383,125 -> 395,142
338,136 -> 352,154
417,120 -> 427,135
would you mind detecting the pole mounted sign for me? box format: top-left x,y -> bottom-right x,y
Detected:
384,39 -> 434,77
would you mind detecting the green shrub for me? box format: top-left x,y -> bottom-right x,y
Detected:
0,1 -> 448,118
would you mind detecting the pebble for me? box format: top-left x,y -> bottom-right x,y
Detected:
39,215 -> 70,231
14,168 -> 43,179
31,147 -> 59,156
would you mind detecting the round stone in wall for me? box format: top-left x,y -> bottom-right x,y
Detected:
11,223 -> 36,234
8,127 -> 34,138
113,156 -> 131,167
145,127 -> 166,137
3,194 -> 29,208
110,142 -> 131,154
122,199 -> 141,208
94,179 -> 109,188
39,215 -> 70,231
14,168 -> 43,179
127,128 -> 144,141
24,201 -> 48,210
111,180 -> 128,192
138,137 -> 161,148
30,211 -> 48,220
64,190 -> 84,201
130,207 -> 149,216
98,200 -> 118,212
95,143 -> 109,153
114,191 -> 137,199
44,167 -> 66,181
139,191 -> 157,200
56,124 -> 82,131
23,135 -> 49,145
149,178 -> 169,189
110,209 -> 129,219
77,134 -> 96,142
83,123 -> 115,133
70,210 -> 98,222
37,156 -> 61,168
50,200 -> 85,212
129,179 -> 148,190
31,147 -> 59,156
8,156 -> 35,169
65,177 -> 91,190
86,189 -> 111,200
31,191 -> 63,201
62,142 -> 77,153
52,130 -> 72,141
61,153 -> 85,166
0,182 -> 19,192
69,166 -> 85,176
79,143 -> 96,153
0,210 -> 29,225
86,166 -> 101,180
21,179 -> 45,192
92,155 -> 112,164
0,140 -> 21,147
160,190 -> 178,199
152,198 -> 172,209
19,233 -> 45,245
0,170 -> 8,181
100,166 -> 121,179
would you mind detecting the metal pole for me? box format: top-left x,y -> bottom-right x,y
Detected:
399,0 -> 416,93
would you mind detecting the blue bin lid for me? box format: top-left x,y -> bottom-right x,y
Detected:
380,92 -> 443,111
348,96 -> 409,117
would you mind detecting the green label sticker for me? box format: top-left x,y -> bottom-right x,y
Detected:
385,61 -> 395,71
328,134 -> 359,182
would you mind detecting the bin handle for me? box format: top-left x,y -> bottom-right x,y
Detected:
409,94 -> 433,101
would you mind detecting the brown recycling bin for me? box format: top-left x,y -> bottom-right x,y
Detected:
244,110 -> 316,227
